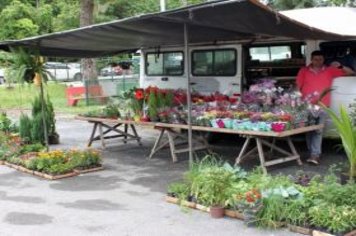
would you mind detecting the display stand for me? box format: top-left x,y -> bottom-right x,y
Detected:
148,126 -> 210,162
235,136 -> 302,174
76,116 -> 152,148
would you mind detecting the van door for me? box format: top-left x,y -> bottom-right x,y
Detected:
140,48 -> 186,89
190,45 -> 242,96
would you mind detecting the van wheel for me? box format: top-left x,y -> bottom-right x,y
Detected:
74,73 -> 82,81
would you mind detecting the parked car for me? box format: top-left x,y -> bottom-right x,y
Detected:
44,62 -> 82,81
100,60 -> 134,76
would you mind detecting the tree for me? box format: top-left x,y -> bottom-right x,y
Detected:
0,0 -> 54,40
0,1 -> 38,40
266,0 -> 316,10
80,0 -> 97,81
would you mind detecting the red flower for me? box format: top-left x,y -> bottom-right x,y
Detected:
135,89 -> 144,100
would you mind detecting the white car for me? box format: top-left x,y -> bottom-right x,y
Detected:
44,62 -> 82,81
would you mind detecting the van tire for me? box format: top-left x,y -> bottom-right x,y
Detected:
74,73 -> 82,81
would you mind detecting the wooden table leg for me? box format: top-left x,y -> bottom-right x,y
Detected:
148,128 -> 165,159
287,137 -> 303,165
167,131 -> 178,163
123,124 -> 128,144
255,137 -> 267,174
235,137 -> 251,165
130,124 -> 142,146
87,122 -> 98,147
98,123 -> 106,149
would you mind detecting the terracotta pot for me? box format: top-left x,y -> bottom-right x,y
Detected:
210,205 -> 225,218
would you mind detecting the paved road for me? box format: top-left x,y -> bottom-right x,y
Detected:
0,116 -> 344,236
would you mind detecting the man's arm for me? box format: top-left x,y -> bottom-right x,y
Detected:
330,61 -> 355,75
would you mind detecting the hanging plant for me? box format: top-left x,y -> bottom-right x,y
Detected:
9,47 -> 50,85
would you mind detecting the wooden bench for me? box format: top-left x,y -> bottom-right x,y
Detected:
66,85 -> 108,106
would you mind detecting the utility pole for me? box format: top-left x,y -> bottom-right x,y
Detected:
160,0 -> 166,11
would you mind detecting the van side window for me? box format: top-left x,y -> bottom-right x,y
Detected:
146,51 -> 184,76
249,46 -> 291,61
192,49 -> 236,76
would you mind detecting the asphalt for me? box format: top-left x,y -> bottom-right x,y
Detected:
0,116 -> 346,236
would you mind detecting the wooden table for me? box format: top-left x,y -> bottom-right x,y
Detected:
75,116 -> 155,148
151,123 -> 324,173
148,123 -> 211,163
76,116 -> 323,173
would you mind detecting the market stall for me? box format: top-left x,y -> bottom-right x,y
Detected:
76,77 -> 326,172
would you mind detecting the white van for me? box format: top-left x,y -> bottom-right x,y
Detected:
139,39 -> 356,138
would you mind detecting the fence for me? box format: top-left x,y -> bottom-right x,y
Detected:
65,74 -> 139,106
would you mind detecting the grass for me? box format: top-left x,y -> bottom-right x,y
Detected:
0,82 -> 103,114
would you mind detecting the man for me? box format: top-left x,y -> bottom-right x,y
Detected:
296,50 -> 354,165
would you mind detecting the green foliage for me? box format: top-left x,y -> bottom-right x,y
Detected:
324,105 -> 356,178
0,112 -> 17,133
19,143 -> 44,154
0,1 -> 38,40
52,0 -> 80,31
45,162 -> 72,175
68,149 -> 102,169
281,199 -> 309,226
167,182 -> 190,201
102,104 -> 120,118
256,195 -> 285,228
19,113 -> 32,142
7,155 -> 23,165
9,47 -> 50,84
148,91 -> 158,121
182,155 -> 247,207
309,203 -> 356,234
30,113 -> 45,144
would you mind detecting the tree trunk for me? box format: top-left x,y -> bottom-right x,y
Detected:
80,0 -> 97,81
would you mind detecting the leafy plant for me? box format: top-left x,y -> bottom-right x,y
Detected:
45,163 -> 73,175
323,105 -> 356,179
19,143 -> 44,154
167,182 -> 190,201
256,195 -> 285,228
281,198 -> 310,226
0,112 -> 17,133
309,203 -> 356,234
190,166 -> 237,207
19,113 -> 32,143
68,149 -> 102,169
103,104 -> 120,118
6,156 -> 23,165
10,47 -> 50,84
148,91 -> 158,121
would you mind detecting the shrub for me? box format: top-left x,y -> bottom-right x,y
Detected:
19,113 -> 32,143
68,149 -> 101,169
309,203 -> 356,234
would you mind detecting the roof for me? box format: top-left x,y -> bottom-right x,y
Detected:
281,7 -> 356,36
0,0 -> 354,58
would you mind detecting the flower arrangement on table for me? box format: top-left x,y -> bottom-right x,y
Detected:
112,79 -> 321,132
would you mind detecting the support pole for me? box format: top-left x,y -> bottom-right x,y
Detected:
184,23 -> 193,166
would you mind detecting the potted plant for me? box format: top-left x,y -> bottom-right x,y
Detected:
191,167 -> 236,218
323,105 -> 356,183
